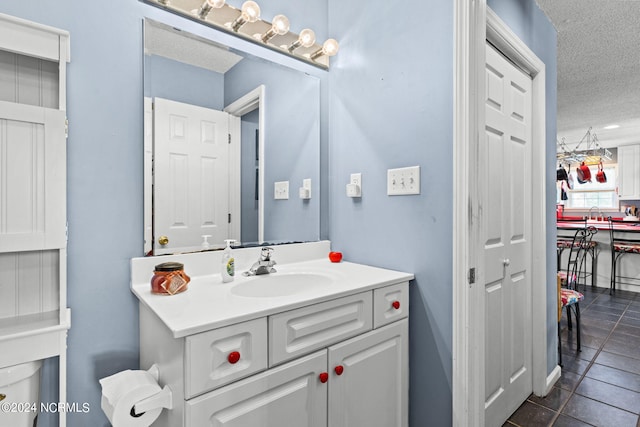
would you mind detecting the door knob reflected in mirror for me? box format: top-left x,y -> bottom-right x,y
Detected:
158,236 -> 169,246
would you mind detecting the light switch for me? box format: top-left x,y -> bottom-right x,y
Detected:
387,166 -> 420,195
274,181 -> 289,199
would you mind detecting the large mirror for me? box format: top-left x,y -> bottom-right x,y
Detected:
143,18 -> 320,255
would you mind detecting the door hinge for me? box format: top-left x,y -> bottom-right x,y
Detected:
65,118 -> 69,138
228,133 -> 231,144
65,221 -> 69,244
228,213 -> 231,223
468,268 -> 476,285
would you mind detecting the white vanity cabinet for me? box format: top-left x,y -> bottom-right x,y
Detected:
618,144 -> 640,200
328,319 -> 408,427
186,349 -> 328,426
139,279 -> 409,427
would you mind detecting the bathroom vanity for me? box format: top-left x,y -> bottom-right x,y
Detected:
131,242 -> 412,426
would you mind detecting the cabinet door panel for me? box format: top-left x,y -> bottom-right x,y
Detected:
0,101 -> 66,252
618,144 -> 640,200
329,319 -> 408,427
186,350 -> 327,427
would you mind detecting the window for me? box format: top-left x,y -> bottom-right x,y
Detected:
560,164 -> 618,210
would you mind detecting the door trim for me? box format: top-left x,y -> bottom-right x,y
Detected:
225,85 -> 265,244
453,5 -> 549,426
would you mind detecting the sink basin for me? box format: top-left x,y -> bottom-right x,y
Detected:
231,272 -> 333,298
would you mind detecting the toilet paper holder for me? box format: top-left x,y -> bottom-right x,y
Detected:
132,365 -> 173,416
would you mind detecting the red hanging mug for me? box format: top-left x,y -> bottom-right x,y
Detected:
596,162 -> 607,183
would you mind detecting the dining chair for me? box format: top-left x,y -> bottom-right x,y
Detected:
557,217 -> 598,290
557,227 -> 595,362
607,217 -> 640,294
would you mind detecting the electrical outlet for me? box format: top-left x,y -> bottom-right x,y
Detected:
274,181 -> 289,199
347,173 -> 362,197
387,166 -> 420,195
299,178 -> 311,199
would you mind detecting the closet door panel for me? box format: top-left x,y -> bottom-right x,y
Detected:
0,101 -> 66,252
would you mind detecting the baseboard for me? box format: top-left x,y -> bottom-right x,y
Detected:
545,365 -> 562,395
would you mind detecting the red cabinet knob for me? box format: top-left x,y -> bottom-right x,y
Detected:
334,365 -> 344,376
227,351 -> 241,364
392,300 -> 401,310
319,372 -> 329,383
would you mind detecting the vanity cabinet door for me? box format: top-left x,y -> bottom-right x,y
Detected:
184,317 -> 267,398
328,319 -> 408,427
185,349 -> 327,427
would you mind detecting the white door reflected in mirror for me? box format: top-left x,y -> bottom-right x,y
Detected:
153,98 -> 237,255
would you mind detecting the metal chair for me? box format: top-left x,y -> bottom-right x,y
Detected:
607,217 -> 640,294
557,227 -> 595,363
557,218 -> 598,290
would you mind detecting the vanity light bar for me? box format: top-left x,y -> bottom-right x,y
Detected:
147,0 -> 339,69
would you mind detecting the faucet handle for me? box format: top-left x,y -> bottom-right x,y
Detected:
260,247 -> 274,260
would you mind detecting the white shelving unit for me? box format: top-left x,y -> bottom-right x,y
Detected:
0,12 -> 71,427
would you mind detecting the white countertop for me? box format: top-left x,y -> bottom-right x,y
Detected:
131,243 -> 413,338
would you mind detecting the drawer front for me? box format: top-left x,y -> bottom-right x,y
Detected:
184,317 -> 267,398
269,292 -> 372,367
373,282 -> 409,328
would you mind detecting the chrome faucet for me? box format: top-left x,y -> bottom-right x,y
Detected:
588,206 -> 603,221
244,247 -> 277,276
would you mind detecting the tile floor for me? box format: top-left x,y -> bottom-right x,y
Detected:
505,286 -> 640,427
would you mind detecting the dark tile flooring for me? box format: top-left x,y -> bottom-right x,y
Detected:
505,287 -> 640,427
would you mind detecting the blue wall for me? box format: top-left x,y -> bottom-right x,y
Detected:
225,57 -> 322,243
144,55 -> 225,110
0,0 -> 554,425
326,0 -> 556,425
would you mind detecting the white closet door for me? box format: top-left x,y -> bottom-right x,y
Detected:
0,100 -> 66,252
482,42 -> 533,427
153,97 -> 230,254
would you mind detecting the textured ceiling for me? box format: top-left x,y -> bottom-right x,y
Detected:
536,0 -> 640,149
145,19 -> 243,74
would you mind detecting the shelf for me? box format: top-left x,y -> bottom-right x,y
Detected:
0,309 -> 70,368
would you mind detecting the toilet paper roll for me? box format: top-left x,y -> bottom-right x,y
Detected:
100,369 -> 163,427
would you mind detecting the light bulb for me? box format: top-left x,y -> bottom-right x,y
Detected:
196,0 -> 225,19
299,29 -> 316,47
261,14 -> 290,42
272,15 -> 290,35
232,1 -> 261,31
310,38 -> 339,60
241,1 -> 261,23
321,39 -> 339,56
287,29 -> 316,52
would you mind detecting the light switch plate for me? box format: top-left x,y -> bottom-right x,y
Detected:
387,166 -> 420,195
274,181 -> 289,199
